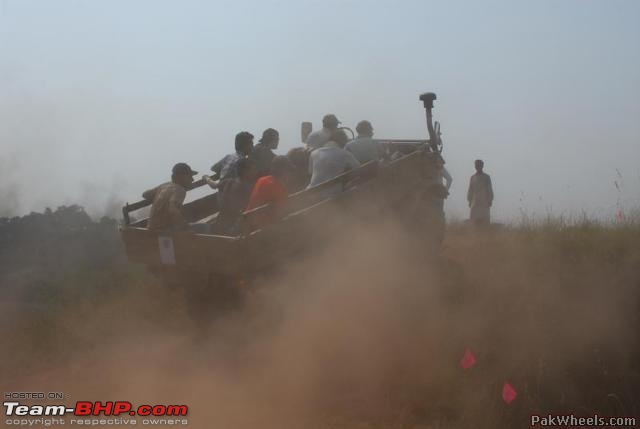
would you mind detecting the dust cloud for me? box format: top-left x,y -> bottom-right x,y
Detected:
3,216 -> 638,428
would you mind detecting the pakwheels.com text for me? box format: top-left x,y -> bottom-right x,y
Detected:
531,414 -> 637,427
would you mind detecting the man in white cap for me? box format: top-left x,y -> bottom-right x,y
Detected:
305,114 -> 341,150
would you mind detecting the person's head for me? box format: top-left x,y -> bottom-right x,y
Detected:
259,128 -> 279,150
171,162 -> 198,186
332,129 -> 350,148
271,155 -> 294,182
322,114 -> 341,131
235,131 -> 254,155
474,159 -> 484,173
356,120 -> 373,137
236,158 -> 258,182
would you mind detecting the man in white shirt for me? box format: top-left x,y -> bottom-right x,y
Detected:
307,129 -> 360,196
345,120 -> 382,164
305,114 -> 341,150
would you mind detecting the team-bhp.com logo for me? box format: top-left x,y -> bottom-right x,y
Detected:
4,401 -> 188,417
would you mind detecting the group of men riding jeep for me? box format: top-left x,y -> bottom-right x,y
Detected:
142,113 -> 493,234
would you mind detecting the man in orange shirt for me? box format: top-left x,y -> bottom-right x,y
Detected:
245,156 -> 293,228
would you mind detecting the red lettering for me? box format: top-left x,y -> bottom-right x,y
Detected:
74,402 -> 93,416
166,406 -> 188,416
113,402 -> 132,415
138,405 -> 152,416
92,401 -> 113,415
152,405 -> 166,415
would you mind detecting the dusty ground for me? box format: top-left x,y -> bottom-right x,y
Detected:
1,219 -> 639,428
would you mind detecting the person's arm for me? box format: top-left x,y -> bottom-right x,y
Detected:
210,155 -> 227,179
142,186 -> 157,201
443,167 -> 453,190
487,175 -> 494,206
467,177 -> 474,207
202,175 -> 220,189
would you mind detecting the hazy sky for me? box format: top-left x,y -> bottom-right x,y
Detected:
1,0 -> 639,221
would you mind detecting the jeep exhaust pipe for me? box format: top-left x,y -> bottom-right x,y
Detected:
419,92 -> 442,153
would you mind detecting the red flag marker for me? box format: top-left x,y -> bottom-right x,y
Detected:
502,382 -> 517,404
460,348 -> 477,370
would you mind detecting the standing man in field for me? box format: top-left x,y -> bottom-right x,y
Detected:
467,159 -> 494,225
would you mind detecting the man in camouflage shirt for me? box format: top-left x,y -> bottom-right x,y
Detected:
143,162 -> 198,230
